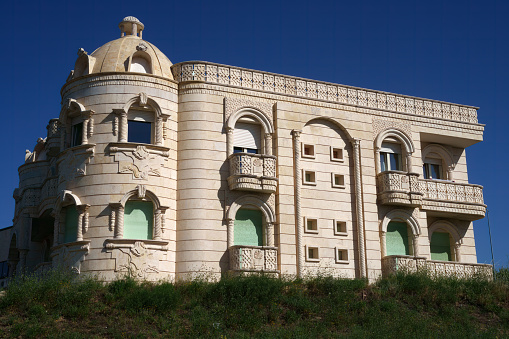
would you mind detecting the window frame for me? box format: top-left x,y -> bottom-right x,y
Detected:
334,220 -> 348,236
302,170 -> 317,186
335,248 -> 349,264
304,217 -> 319,234
330,146 -> 344,162
302,143 -> 315,159
305,245 -> 320,262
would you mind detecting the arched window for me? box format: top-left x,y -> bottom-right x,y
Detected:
430,232 -> 452,261
233,117 -> 262,154
386,221 -> 412,255
124,200 -> 154,240
234,208 -> 263,246
421,144 -> 455,180
131,56 -> 151,73
374,129 -> 414,173
63,204 -> 78,243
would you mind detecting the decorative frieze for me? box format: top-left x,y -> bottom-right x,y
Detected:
109,143 -> 169,180
172,61 -> 479,124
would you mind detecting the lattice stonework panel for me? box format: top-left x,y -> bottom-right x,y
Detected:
224,97 -> 274,121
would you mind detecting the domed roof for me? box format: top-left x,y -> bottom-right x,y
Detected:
70,17 -> 173,81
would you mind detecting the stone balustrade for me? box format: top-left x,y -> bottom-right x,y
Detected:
229,245 -> 278,273
382,255 -> 493,280
227,153 -> 278,193
377,172 -> 486,219
172,61 -> 479,124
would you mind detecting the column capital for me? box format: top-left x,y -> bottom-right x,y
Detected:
291,129 -> 302,138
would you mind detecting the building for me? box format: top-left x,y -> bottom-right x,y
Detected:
0,16 -> 492,284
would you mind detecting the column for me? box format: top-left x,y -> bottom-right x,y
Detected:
292,130 -> 304,278
226,127 -> 234,157
265,133 -> 273,155
82,118 -> 89,144
119,111 -> 128,142
154,209 -> 162,240
454,243 -> 461,262
381,232 -> 386,258
352,138 -> 367,278
266,222 -> 274,247
53,213 -> 60,246
156,116 -> 163,145
227,219 -> 234,249
115,205 -> 124,238
77,210 -> 84,242
413,235 -> 419,257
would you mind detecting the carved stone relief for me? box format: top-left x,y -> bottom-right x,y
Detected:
225,97 -> 274,122
372,118 -> 412,141
58,147 -> 94,184
51,241 -> 90,274
112,145 -> 167,180
108,241 -> 162,278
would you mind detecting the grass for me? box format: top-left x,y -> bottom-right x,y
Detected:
0,269 -> 508,338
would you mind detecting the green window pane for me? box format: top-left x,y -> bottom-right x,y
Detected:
124,201 -> 153,240
64,205 -> 78,243
234,209 -> 263,246
430,232 -> 452,261
386,221 -> 410,255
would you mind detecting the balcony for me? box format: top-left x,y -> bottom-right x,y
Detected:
376,172 -> 486,220
228,153 -> 278,193
381,255 -> 493,280
376,171 -> 423,206
419,180 -> 486,220
229,245 -> 278,273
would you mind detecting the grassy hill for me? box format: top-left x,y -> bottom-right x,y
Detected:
0,269 -> 508,338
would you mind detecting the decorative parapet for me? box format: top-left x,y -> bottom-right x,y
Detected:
381,255 -> 493,280
172,61 -> 479,124
229,245 -> 278,273
419,179 -> 486,220
376,172 -> 486,220
376,171 -> 422,206
228,153 -> 278,193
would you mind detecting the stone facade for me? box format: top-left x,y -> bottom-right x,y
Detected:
0,16 -> 491,283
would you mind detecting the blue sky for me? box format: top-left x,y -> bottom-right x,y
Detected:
1,0 -> 507,267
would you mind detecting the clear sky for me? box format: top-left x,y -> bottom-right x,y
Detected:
1,0 -> 507,267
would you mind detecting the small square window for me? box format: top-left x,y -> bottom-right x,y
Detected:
302,144 -> 315,159
334,220 -> 347,236
303,170 -> 316,185
306,246 -> 320,262
332,173 -> 345,188
304,217 -> 318,234
335,248 -> 349,264
71,122 -> 83,147
330,147 -> 344,162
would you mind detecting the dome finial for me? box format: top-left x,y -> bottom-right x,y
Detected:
119,16 -> 145,38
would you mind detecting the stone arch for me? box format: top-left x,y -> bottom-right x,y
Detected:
129,51 -> 152,74
428,220 -> 462,262
226,195 -> 276,248
422,144 -> 455,180
59,98 -> 94,148
381,209 -> 421,257
122,93 -> 163,118
303,116 -> 354,144
54,190 -> 89,244
226,107 -> 274,156
374,128 -> 415,173
119,185 -> 161,209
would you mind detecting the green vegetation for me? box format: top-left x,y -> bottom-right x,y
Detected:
1,269 -> 508,338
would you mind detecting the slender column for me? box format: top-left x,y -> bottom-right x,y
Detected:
413,235 -> 419,257
447,168 -> 454,181
406,154 -> 413,172
265,133 -> 273,155
226,127 -> 234,157
155,116 -> 163,145
160,207 -> 167,234
266,222 -> 274,247
227,219 -> 234,248
115,205 -> 124,238
292,130 -> 304,278
454,243 -> 461,262
381,232 -> 387,258
119,111 -> 128,142
132,23 -> 137,36
53,213 -> 60,246
109,208 -> 116,232
82,118 -> 89,144
154,209 -> 162,240
374,147 -> 381,174
353,138 -> 367,278
77,211 -> 84,241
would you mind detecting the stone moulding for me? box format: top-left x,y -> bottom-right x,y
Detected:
381,255 -> 493,280
227,153 -> 278,193
50,240 -> 91,274
229,245 -> 279,273
376,171 -> 486,220
172,61 -> 479,125
57,144 -> 95,183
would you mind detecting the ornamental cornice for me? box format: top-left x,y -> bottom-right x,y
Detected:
172,61 -> 481,125
61,73 -> 178,99
177,83 -> 484,135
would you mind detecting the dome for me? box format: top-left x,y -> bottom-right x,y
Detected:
70,17 -> 173,81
